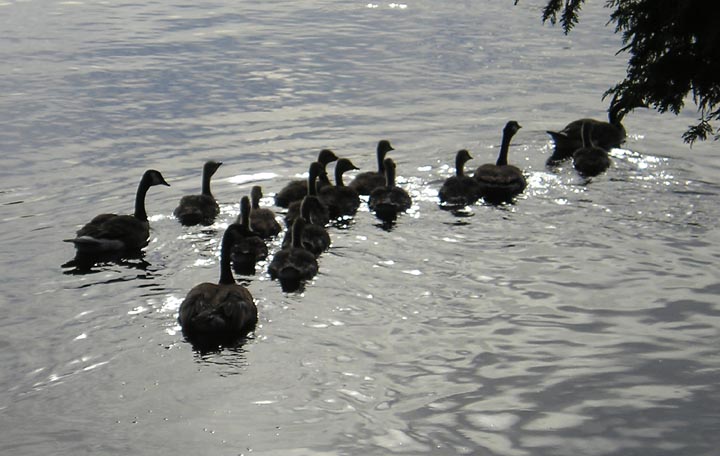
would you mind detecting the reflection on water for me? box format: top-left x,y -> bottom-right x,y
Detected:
1,0 -> 720,455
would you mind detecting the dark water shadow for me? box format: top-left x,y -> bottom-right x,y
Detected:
61,250 -> 150,275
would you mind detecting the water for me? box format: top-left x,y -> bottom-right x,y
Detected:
2,1 -> 719,454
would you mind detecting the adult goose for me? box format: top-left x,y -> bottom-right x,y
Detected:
269,217 -> 319,292
368,158 -> 412,223
64,169 -> 170,255
348,140 -> 394,195
473,121 -> 526,204
230,196 -> 268,276
282,196 -> 331,257
249,185 -> 282,239
178,224 -> 258,350
572,121 -> 612,177
546,97 -> 644,163
274,149 -> 338,208
318,158 -> 361,219
285,162 -> 330,228
438,149 -> 480,206
174,160 -> 223,226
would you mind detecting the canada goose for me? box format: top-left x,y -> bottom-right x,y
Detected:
64,169 -> 170,254
474,121 -> 526,204
174,160 -> 222,226
318,158 -> 361,219
178,223 -> 258,350
249,185 -> 281,239
546,96 -> 644,163
572,121 -> 612,177
348,140 -> 394,195
230,196 -> 268,276
281,196 -> 331,257
368,158 -> 412,223
269,217 -> 319,292
285,162 -> 330,228
438,149 -> 480,206
274,149 -> 338,207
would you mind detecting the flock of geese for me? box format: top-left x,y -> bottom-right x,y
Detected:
64,110 -> 632,351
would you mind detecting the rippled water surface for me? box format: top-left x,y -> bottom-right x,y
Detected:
2,1 -> 719,455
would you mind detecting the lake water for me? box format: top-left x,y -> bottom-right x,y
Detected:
1,0 -> 719,454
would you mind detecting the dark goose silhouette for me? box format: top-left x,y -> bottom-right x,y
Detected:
269,217 -> 319,292
64,169 -> 170,255
178,223 -> 258,350
438,149 -> 480,206
274,149 -> 338,208
285,162 -> 330,228
473,121 -> 526,204
573,121 -> 612,177
282,196 -> 331,257
249,185 -> 282,239
230,196 -> 268,276
348,140 -> 394,195
318,158 -> 361,219
368,158 -> 412,223
546,97 -> 644,163
174,160 -> 223,226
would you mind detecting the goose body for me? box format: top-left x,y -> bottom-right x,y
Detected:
474,121 -> 526,204
249,185 -> 282,238
282,196 -> 331,257
178,224 -> 258,349
348,140 -> 394,195
439,149 -> 480,206
269,217 -> 319,292
274,149 -> 338,208
318,158 -> 361,218
65,169 -> 170,254
572,121 -> 612,177
174,160 -> 222,226
285,162 -> 330,228
368,158 -> 412,223
230,196 -> 268,276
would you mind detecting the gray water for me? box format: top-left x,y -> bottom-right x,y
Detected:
2,1 -> 719,454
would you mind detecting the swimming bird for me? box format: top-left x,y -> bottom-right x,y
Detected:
249,185 -> 282,239
348,140 -> 394,195
285,162 -> 330,228
473,121 -> 526,204
64,169 -> 170,255
438,149 -> 480,206
269,217 -> 319,292
318,158 -> 361,219
281,196 -> 331,257
546,96 -> 644,163
178,223 -> 258,350
173,160 -> 223,226
230,196 -> 268,276
368,158 -> 412,223
274,149 -> 338,208
572,121 -> 612,177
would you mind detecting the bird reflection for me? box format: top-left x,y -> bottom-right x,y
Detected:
186,340 -> 254,367
61,250 -> 150,275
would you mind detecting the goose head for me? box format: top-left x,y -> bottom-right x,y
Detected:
455,149 -> 473,176
142,169 -> 171,188
203,160 -> 223,178
335,158 -> 360,177
503,121 -> 522,137
378,140 -> 394,156
250,185 -> 263,208
317,149 -> 339,166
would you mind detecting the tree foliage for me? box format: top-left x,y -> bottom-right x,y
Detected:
523,0 -> 720,143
